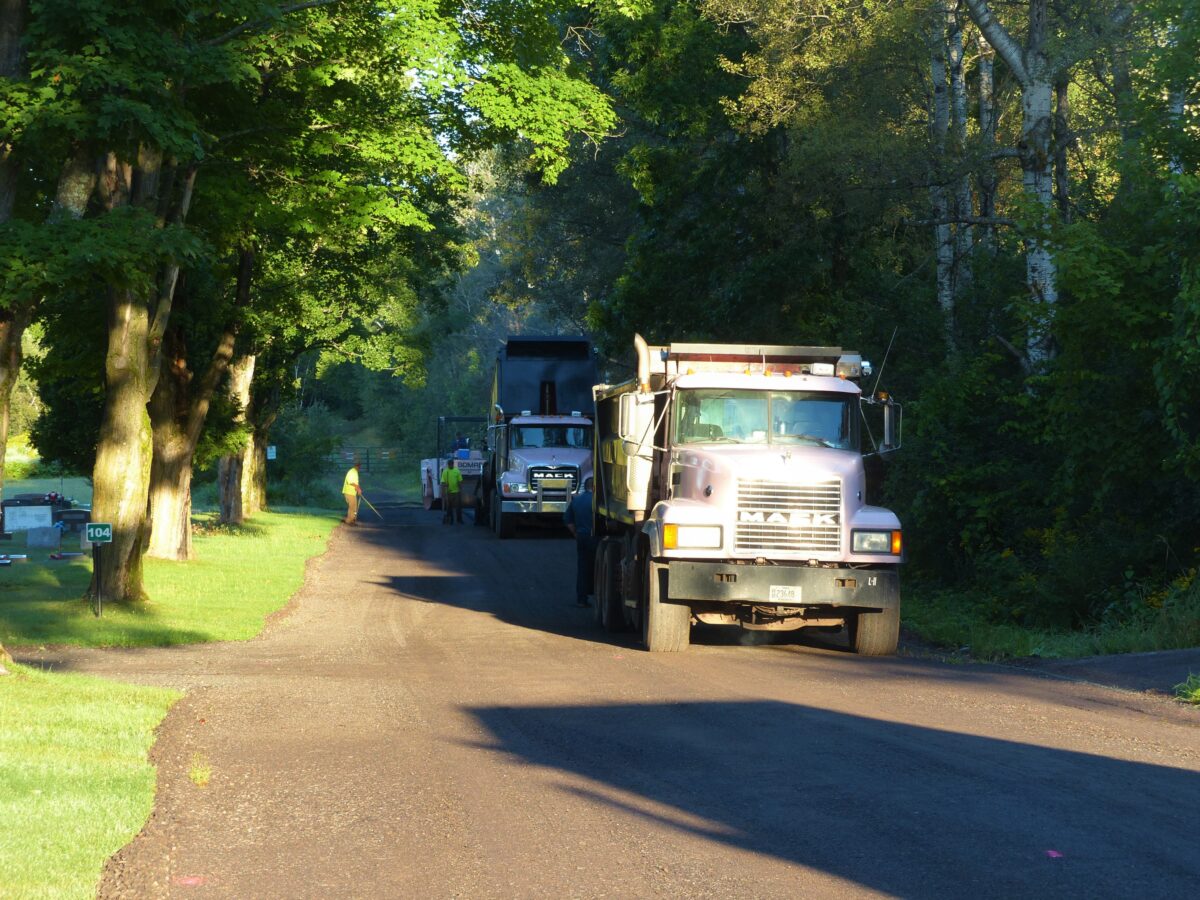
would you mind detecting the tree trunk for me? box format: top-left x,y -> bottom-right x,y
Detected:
948,3 -> 973,294
88,156 -> 195,602
244,391 -> 278,517
218,354 -> 255,524
0,305 -> 30,506
147,329 -> 194,560
247,423 -> 271,515
1019,77 -> 1057,367
88,287 -> 154,605
977,32 -> 998,249
146,425 -> 194,561
147,316 -> 239,558
965,0 -> 1059,369
1054,75 -> 1072,223
0,0 -> 27,504
929,4 -> 955,351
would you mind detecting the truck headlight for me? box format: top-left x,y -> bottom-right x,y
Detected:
663,524 -> 723,550
502,481 -> 530,495
852,529 -> 902,554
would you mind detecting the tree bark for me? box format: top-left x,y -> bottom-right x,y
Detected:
929,3 -> 956,351
88,286 -> 154,604
0,0 -> 27,525
976,32 -> 998,249
218,354 -> 256,524
147,329 -> 194,560
88,157 -> 196,602
147,317 -> 239,560
964,0 -> 1059,368
245,391 -> 279,517
0,305 -> 30,506
1054,75 -> 1072,223
948,2 -> 973,294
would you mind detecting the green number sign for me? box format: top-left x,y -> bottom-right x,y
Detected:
86,523 -> 113,544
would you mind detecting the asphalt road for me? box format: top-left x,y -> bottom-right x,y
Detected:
19,505 -> 1200,898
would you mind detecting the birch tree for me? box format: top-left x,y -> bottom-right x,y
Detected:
963,0 -> 1060,368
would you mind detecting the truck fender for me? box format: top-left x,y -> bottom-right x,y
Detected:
641,519 -> 664,559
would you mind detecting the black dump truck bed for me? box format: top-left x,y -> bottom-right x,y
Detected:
492,336 -> 597,417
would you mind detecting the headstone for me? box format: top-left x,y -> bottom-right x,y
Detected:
80,531 -> 93,551
26,526 -> 62,549
4,505 -> 53,531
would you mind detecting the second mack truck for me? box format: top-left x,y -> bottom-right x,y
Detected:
592,336 -> 903,654
482,336 -> 598,538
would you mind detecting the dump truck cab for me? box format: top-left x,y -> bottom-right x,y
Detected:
482,336 -> 598,538
593,338 -> 903,654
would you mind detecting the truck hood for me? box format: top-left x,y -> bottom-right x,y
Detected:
508,446 -> 592,474
675,444 -> 863,490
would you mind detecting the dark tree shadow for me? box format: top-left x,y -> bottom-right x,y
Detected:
466,700 -> 1200,898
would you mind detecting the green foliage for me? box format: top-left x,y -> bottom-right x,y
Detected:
1176,673 -> 1200,705
265,403 -> 344,506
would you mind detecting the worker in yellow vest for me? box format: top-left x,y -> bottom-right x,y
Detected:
342,459 -> 362,525
440,457 -> 464,524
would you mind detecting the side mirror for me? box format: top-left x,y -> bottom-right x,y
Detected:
882,398 -> 898,451
862,394 -> 902,456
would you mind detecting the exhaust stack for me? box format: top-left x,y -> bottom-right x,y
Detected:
634,333 -> 650,393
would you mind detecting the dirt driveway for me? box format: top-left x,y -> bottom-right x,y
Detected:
16,506 -> 1200,898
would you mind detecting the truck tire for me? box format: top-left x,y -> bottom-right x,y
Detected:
491,493 -> 515,539
599,540 -> 625,633
592,541 -> 608,626
642,561 -> 689,652
848,605 -> 900,656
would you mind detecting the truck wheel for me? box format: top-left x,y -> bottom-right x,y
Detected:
491,494 -> 514,539
473,483 -> 488,527
599,541 -> 625,633
592,541 -> 608,626
848,605 -> 900,656
641,561 -> 689,652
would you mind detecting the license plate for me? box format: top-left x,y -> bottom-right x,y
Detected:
539,478 -> 569,489
769,585 -> 802,602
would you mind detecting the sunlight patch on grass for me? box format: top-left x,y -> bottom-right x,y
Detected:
0,665 -> 178,899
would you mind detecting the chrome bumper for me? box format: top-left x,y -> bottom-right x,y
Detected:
501,498 -> 570,514
665,561 -> 899,610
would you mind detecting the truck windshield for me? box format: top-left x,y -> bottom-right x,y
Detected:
674,389 -> 856,449
512,425 -> 591,449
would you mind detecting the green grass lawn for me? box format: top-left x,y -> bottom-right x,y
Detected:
1,509 -> 339,648
0,666 -> 178,899
0,507 -> 338,898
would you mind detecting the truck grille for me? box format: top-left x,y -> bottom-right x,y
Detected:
529,466 -> 578,495
735,478 -> 841,553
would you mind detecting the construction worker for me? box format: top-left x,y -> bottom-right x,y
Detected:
440,457 -> 464,524
564,476 -> 595,607
342,459 -> 362,525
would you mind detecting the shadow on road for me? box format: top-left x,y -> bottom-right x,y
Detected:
358,506 -> 865,653
467,699 -> 1200,897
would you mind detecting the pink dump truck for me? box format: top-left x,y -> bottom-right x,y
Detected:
592,337 -> 903,654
